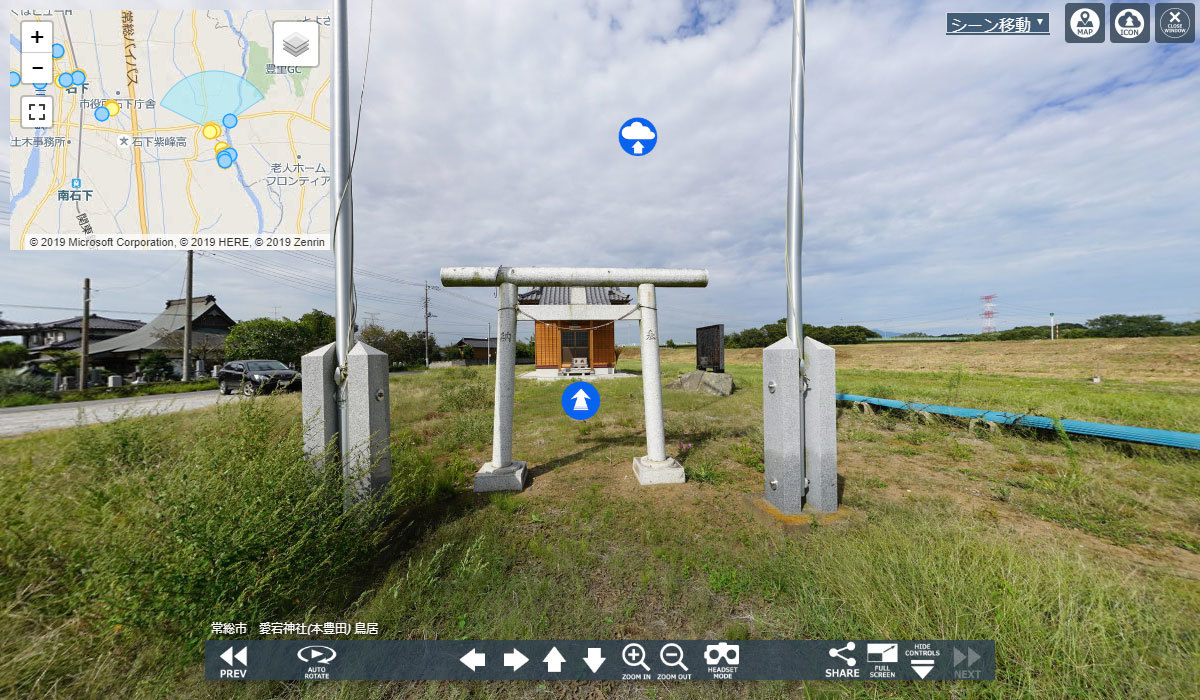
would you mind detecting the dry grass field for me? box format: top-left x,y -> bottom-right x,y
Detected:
628,336 -> 1200,386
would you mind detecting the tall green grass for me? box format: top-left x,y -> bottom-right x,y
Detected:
0,399 -> 404,697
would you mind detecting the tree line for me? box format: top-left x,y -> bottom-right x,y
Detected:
894,314 -> 1199,342
724,319 -> 881,348
721,313 -> 1198,348
223,310 -> 442,367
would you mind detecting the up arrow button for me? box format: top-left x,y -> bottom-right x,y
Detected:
543,647 -> 566,673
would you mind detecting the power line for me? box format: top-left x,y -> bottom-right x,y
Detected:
0,302 -> 162,316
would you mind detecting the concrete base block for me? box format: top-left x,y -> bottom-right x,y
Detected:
802,337 -> 838,513
763,337 -> 804,513
632,455 -> 685,485
345,342 -> 392,504
301,342 -> 338,472
473,461 -> 528,492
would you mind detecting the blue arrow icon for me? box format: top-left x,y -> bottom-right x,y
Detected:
561,381 -> 600,420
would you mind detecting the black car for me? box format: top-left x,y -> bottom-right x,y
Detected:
218,360 -> 302,396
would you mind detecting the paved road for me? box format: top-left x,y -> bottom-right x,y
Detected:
0,390 -> 242,437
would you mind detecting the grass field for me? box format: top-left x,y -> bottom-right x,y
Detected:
1,337 -> 1197,698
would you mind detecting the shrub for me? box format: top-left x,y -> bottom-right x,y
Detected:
138,350 -> 174,381
0,342 -> 30,369
437,374 -> 492,412
0,371 -> 52,397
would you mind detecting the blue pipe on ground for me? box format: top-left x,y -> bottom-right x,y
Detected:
835,394 -> 1200,451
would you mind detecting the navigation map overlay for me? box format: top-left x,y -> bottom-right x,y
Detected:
9,10 -> 331,250
205,639 -> 996,681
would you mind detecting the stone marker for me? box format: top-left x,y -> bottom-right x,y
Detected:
667,369 -> 734,396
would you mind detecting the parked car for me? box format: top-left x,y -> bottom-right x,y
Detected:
218,359 -> 301,396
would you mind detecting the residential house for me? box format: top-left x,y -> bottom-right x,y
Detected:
452,337 -> 496,362
88,295 -> 236,375
1,314 -> 144,353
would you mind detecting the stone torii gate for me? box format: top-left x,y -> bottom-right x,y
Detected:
440,266 -> 708,491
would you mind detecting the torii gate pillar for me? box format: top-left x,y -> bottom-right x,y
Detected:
440,266 -> 708,492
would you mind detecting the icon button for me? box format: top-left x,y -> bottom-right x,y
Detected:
1155,3 -> 1195,41
867,642 -> 898,663
21,21 -> 53,51
953,646 -> 981,667
704,642 -> 740,666
459,648 -> 486,671
619,117 -> 657,156
503,648 -> 528,671
20,53 -> 53,86
828,642 -> 856,667
911,657 -> 935,679
20,96 -> 53,129
220,645 -> 248,667
583,647 -> 607,672
273,21 -> 319,67
659,643 -> 688,672
297,645 -> 337,664
622,642 -> 650,671
561,381 -> 600,420
1111,3 -> 1152,42
1066,3 -> 1107,42
543,647 -> 566,673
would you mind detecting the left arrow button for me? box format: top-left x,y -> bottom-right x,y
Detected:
460,648 -> 486,671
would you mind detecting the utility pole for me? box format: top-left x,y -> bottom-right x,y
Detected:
183,250 -> 193,380
78,278 -> 90,389
423,282 -> 436,367
1050,312 -> 1056,340
487,322 -> 491,366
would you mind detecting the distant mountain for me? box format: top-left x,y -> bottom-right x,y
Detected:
871,329 -> 910,338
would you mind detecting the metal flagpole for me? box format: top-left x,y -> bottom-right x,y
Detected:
785,0 -> 805,348
332,0 -> 355,466
760,0 -> 815,515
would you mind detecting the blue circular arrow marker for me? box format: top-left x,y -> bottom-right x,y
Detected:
618,117 -> 657,156
561,381 -> 600,420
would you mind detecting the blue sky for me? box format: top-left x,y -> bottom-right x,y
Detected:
2,0 -> 1198,346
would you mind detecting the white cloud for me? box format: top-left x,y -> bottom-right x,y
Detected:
620,121 -> 657,141
3,0 -> 1198,344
